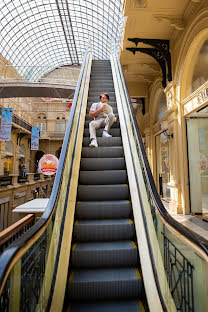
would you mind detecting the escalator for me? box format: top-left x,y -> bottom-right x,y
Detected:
66,60 -> 145,311
0,41 -> 208,312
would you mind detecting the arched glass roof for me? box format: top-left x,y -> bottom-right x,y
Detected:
0,0 -> 125,81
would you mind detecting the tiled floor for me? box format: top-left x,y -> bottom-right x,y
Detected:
162,200 -> 208,241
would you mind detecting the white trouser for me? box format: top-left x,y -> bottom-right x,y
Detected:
89,113 -> 115,140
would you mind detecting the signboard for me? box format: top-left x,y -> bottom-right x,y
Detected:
38,154 -> 59,176
31,127 -> 39,150
0,108 -> 13,141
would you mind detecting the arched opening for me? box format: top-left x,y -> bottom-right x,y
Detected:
192,40 -> 208,93
180,29 -> 208,100
35,151 -> 44,172
55,147 -> 62,159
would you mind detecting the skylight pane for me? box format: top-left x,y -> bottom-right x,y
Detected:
0,0 -> 125,81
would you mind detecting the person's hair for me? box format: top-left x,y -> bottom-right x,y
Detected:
100,93 -> 109,101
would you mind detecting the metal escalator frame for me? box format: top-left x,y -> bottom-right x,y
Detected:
114,53 -> 208,256
0,39 -> 92,311
111,51 -> 208,312
111,53 -> 173,312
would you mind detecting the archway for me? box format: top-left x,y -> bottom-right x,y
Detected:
35,151 -> 44,172
55,147 -> 62,159
177,27 -> 208,214
179,28 -> 208,100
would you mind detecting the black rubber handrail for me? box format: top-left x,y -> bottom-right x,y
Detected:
115,53 -> 208,255
0,39 -> 91,290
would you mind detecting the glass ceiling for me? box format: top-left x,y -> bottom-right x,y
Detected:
0,0 -> 125,81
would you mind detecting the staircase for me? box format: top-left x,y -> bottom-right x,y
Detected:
66,60 -> 145,311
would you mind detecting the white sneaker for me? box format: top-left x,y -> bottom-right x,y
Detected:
102,130 -> 112,138
89,138 -> 98,147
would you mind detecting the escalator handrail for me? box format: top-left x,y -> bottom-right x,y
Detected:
114,53 -> 208,256
0,39 -> 91,290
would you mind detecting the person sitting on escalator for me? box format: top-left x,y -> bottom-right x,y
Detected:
88,92 -> 117,148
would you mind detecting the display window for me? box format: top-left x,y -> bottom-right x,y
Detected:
187,107 -> 208,214
156,132 -> 170,201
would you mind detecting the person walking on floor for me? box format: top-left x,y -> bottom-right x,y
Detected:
89,92 -> 117,147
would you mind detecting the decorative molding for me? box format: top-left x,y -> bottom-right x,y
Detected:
153,14 -> 186,31
127,38 -> 173,87
127,47 -> 167,88
164,82 -> 177,111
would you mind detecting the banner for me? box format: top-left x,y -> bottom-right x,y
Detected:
31,127 -> 39,150
38,154 -> 59,175
0,108 -> 13,141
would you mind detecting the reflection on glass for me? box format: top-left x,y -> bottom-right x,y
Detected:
156,132 -> 170,200
192,40 -> 208,93
187,114 -> 208,214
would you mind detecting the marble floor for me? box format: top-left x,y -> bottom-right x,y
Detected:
162,200 -> 208,241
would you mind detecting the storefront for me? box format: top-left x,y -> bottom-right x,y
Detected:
186,107 -> 208,214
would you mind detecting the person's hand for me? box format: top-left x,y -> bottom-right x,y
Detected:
113,117 -> 117,122
101,103 -> 107,110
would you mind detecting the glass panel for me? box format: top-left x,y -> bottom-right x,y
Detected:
156,133 -> 170,200
0,0 -> 125,81
187,116 -> 208,214
192,40 -> 208,93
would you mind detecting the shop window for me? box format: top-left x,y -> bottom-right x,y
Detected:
187,107 -> 208,214
155,93 -> 167,122
156,132 -> 170,201
192,40 -> 208,93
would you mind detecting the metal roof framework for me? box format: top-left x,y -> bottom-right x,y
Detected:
0,0 -> 124,81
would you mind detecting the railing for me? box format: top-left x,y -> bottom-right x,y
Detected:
111,52 -> 208,311
0,173 -> 46,186
0,214 -> 35,254
0,39 -> 92,312
0,106 -> 32,132
0,176 -> 12,186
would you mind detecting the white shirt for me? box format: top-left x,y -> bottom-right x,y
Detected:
89,102 -> 113,119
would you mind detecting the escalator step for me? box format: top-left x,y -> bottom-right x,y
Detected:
81,147 -> 124,158
82,137 -> 122,146
88,96 -> 116,102
83,128 -> 120,137
68,301 -> 144,312
77,184 -> 129,201
79,170 -> 127,184
68,268 -> 142,300
71,241 -> 138,268
73,219 -> 134,241
89,87 -> 115,92
89,83 -> 114,89
75,200 -> 132,219
85,120 -> 120,128
80,158 -> 125,170
88,91 -> 115,97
